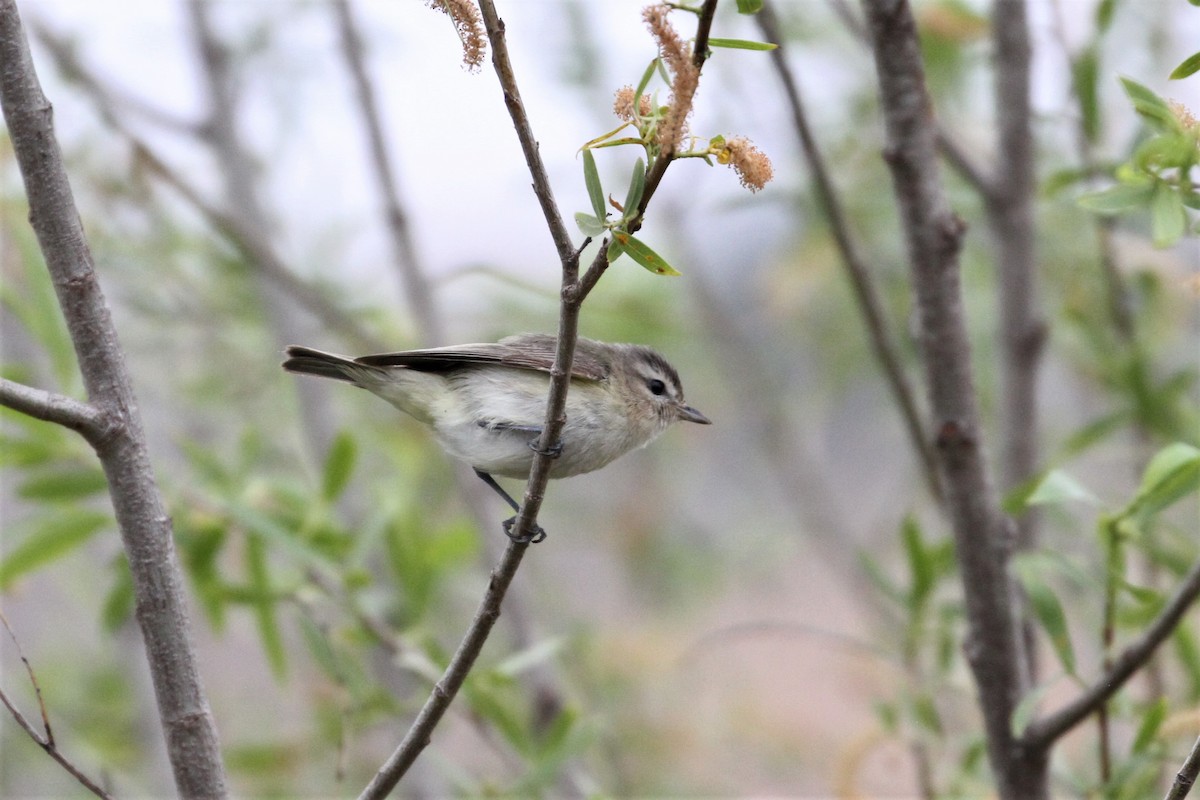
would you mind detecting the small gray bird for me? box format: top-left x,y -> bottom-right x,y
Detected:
282,333 -> 710,542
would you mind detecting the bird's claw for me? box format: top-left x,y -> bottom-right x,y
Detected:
527,438 -> 563,459
502,515 -> 547,544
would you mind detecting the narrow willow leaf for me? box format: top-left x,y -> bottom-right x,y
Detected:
622,158 -> 646,220
1011,680 -> 1057,737
322,431 -> 357,502
1012,559 -> 1076,674
707,38 -> 777,51
1024,469 -> 1101,509
736,0 -> 764,12
610,232 -> 681,276
494,637 -> 567,678
18,466 -> 108,501
574,212 -> 606,237
582,150 -> 606,220
635,59 -> 658,103
1131,697 -> 1167,753
1129,442 -> 1200,519
1119,76 -> 1175,129
246,532 -> 287,679
0,511 -> 110,589
606,235 -> 626,265
1170,51 -> 1200,80
1077,181 -> 1155,214
1095,0 -> 1118,31
1150,183 -> 1187,247
1072,46 -> 1100,143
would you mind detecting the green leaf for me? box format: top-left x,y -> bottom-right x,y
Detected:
610,232 -> 681,276
1128,442 -> 1200,519
0,510 -> 111,589
18,466 -> 108,502
909,692 -> 943,734
622,157 -> 646,220
1011,679 -> 1058,737
1072,46 -> 1100,143
1119,76 -> 1175,129
1022,469 -> 1101,510
1170,51 -> 1200,80
1012,558 -> 1076,674
322,431 -> 357,503
574,212 -> 606,237
736,0 -> 764,12
707,38 -> 778,51
634,59 -> 659,105
1131,697 -> 1167,753
1095,0 -> 1118,32
582,149 -> 606,221
606,234 -> 626,264
1077,181 -> 1155,214
1150,183 -> 1187,247
245,532 -> 287,679
101,559 -> 135,633
1174,626 -> 1200,697
901,516 -> 934,610
493,636 -> 566,678
298,614 -> 343,682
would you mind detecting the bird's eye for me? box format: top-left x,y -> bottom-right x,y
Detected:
647,378 -> 667,396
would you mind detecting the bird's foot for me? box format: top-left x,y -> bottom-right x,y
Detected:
502,515 -> 547,544
527,438 -> 563,459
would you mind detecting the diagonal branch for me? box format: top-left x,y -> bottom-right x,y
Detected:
359,2 -> 721,794
1165,733 -> 1200,800
0,611 -> 113,800
757,0 -> 940,502
1022,556 -> 1200,751
331,0 -> 444,345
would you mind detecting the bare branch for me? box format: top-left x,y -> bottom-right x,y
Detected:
331,0 -> 444,345
0,3 -> 228,795
936,128 -> 996,199
757,0 -> 940,502
0,378 -> 107,442
30,22 -> 383,354
1023,556 -> 1200,751
859,1 -> 1037,797
0,612 -> 113,799
1165,733 -> 1200,800
360,1 -> 721,791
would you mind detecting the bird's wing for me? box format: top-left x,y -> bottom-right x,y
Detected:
353,334 -> 609,381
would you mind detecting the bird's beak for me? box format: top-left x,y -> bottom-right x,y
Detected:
676,404 -> 712,425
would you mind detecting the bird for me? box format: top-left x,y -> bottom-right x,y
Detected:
282,333 -> 710,542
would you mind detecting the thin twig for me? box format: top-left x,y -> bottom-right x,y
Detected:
331,0 -> 444,345
0,3 -> 228,795
0,612 -> 113,799
29,22 -> 382,354
757,0 -> 940,503
1165,733 -> 1200,800
0,379 -> 108,443
358,1 -> 721,792
1022,556 -> 1200,751
859,1 -> 1035,797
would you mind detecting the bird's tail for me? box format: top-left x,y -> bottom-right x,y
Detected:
282,346 -> 368,383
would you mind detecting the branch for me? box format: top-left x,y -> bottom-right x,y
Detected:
1022,556 -> 1200,750
859,1 -> 1034,797
331,0 -> 444,345
29,22 -> 383,354
936,128 -> 996,199
1166,733 -> 1200,800
359,1 -> 720,792
0,611 -> 113,799
757,0 -> 940,503
0,379 -> 108,442
988,0 -> 1044,555
0,3 -> 229,796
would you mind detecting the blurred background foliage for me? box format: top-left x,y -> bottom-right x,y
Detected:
1,0 -> 1198,797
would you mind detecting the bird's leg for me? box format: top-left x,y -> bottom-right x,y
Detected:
478,420 -> 563,459
472,469 -> 547,544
